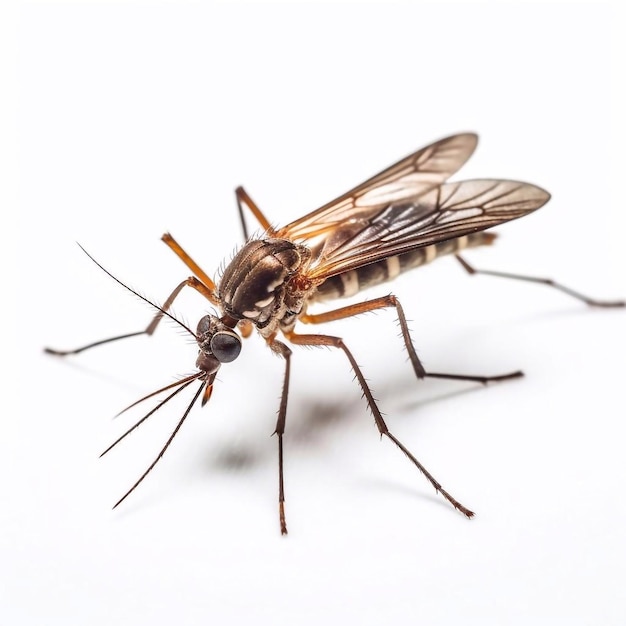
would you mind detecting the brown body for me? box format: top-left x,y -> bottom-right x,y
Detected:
49,133 -> 624,535
218,229 -> 495,341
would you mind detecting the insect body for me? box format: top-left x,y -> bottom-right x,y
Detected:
46,133 -> 624,535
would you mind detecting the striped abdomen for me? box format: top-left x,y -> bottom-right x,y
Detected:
312,231 -> 495,301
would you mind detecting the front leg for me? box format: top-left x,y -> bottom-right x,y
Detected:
267,336 -> 292,535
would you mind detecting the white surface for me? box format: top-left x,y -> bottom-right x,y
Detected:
6,2 -> 626,624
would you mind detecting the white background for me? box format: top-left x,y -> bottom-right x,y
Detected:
4,1 -> 626,624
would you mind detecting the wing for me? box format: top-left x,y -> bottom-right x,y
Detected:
275,133 -> 478,242
304,179 -> 551,280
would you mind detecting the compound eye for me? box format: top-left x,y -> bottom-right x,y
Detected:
210,331 -> 242,363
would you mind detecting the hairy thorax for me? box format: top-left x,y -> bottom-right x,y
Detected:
218,239 -> 315,337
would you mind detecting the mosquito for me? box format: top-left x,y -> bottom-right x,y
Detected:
45,133 -> 624,534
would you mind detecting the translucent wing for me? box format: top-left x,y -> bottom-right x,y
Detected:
305,179 -> 551,280
275,133 -> 478,242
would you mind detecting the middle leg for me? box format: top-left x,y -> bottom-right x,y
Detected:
301,295 -> 522,384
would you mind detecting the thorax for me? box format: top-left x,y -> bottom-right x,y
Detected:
218,238 -> 315,336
